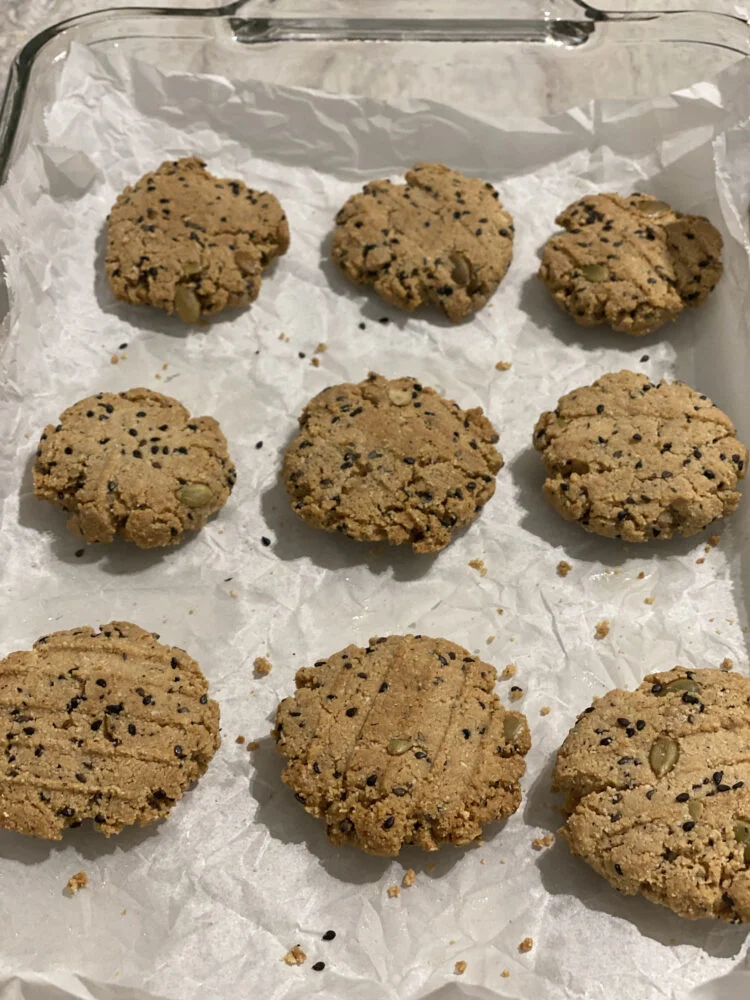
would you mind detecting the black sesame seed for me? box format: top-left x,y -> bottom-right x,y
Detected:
683,821 -> 696,831
322,930 -> 336,941
312,961 -> 325,972
261,536 -> 271,547
366,774 -> 377,786
600,737 -> 613,746
382,816 -> 395,829
676,793 -> 690,802
345,707 -> 357,717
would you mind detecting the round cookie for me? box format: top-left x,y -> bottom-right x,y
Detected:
283,372 -> 503,553
533,370 -> 747,542
538,192 -> 723,335
273,634 -> 530,856
554,667 -> 750,922
34,387 -> 236,548
332,162 -> 514,322
0,622 -> 220,840
106,157 -> 289,322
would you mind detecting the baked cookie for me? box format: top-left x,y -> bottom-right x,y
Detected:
332,163 -> 514,321
533,370 -> 747,542
539,192 -> 723,335
106,157 -> 289,322
273,634 -> 530,856
34,388 -> 235,548
0,622 -> 220,840
283,372 -> 502,553
554,667 -> 750,922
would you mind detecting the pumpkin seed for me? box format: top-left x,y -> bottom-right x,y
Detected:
580,263 -> 609,283
655,677 -> 700,696
235,250 -> 258,276
503,715 -> 522,742
450,252 -> 471,287
181,261 -> 202,276
688,799 -> 703,821
649,735 -> 679,778
387,737 -> 412,756
637,199 -> 671,216
388,387 -> 412,407
177,483 -> 213,508
733,820 -> 750,844
174,285 -> 201,323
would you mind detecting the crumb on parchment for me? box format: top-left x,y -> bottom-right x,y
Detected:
247,740 -> 260,750
315,342 -> 327,353
519,937 -> 533,953
402,868 -> 416,888
557,560 -> 572,578
509,686 -> 524,702
495,361 -> 512,371
387,884 -> 400,898
254,656 -> 272,677
469,559 -> 487,577
236,735 -> 245,744
594,619 -> 610,640
486,635 -> 495,645
637,571 -> 645,579
696,557 -> 705,564
496,608 -> 504,615
644,597 -> 655,605
720,657 -> 734,671
65,871 -> 88,895
540,706 -> 551,716
532,834 -> 555,851
281,945 -> 306,966
501,969 -> 511,978
454,960 -> 467,975
501,663 -> 516,680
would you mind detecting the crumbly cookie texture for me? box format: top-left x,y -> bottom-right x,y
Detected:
554,667 -> 750,922
273,634 -> 530,856
34,388 -> 235,548
0,622 -> 220,840
106,157 -> 289,322
283,372 -> 502,553
539,192 -> 723,335
332,162 -> 514,321
533,370 -> 747,542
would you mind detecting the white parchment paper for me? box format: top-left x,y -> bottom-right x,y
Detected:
2,41 -> 750,1000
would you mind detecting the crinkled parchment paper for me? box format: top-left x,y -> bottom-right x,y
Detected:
1,40 -> 750,1000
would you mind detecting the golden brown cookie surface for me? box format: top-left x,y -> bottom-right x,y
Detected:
0,622 -> 220,840
274,634 -> 530,856
533,371 -> 747,542
554,668 -> 750,922
34,387 -> 235,548
539,193 -> 722,335
106,157 -> 289,321
283,373 -> 502,553
332,163 -> 514,321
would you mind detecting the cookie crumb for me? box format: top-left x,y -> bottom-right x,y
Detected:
402,868 -> 416,888
540,706 -> 551,716
247,740 -> 260,750
387,884 -> 401,898
279,332 -> 290,342
720,657 -> 734,671
311,356 -> 320,367
501,969 -> 511,978
121,908 -> 127,915
501,663 -> 517,680
495,361 -> 512,371
236,735 -> 245,744
709,534 -> 721,547
594,619 -> 610,640
454,961 -> 467,975
254,656 -> 272,676
509,685 -> 524,702
65,871 -> 88,895
110,354 -> 119,365
315,342 -> 328,353
644,597 -> 655,605
496,608 -> 504,615
469,558 -> 487,577
425,863 -> 436,873
532,834 -> 555,850
281,945 -> 306,966
696,557 -> 705,565
637,571 -> 645,579
486,635 -> 495,645
518,937 -> 533,953
556,560 -> 572,578
229,589 -> 238,598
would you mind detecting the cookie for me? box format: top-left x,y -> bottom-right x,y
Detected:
0,622 -> 220,840
283,372 -> 502,553
273,634 -> 530,856
106,157 -> 289,322
539,192 -> 723,335
34,388 -> 235,548
332,162 -> 514,321
533,370 -> 747,542
554,667 -> 750,922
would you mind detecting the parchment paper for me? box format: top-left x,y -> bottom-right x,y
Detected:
1,40 -> 750,1000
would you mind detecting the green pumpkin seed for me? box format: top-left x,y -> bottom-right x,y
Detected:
649,735 -> 680,778
637,199 -> 671,216
688,799 -> 703,821
654,676 -> 700,697
174,285 -> 201,323
181,261 -> 202,276
387,387 -> 412,407
235,250 -> 258,276
177,483 -> 213,508
503,715 -> 522,742
387,737 -> 412,756
450,252 -> 471,287
580,263 -> 609,283
733,820 -> 750,844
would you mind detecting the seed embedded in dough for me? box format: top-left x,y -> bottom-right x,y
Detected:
637,199 -> 671,216
688,799 -> 703,821
181,261 -> 202,277
503,715 -> 522,741
649,735 -> 680,778
450,252 -> 471,286
387,387 -> 413,407
235,250 -> 258,276
387,737 -> 413,756
177,483 -> 213,508
580,263 -> 609,283
174,285 -> 201,323
657,677 -> 700,696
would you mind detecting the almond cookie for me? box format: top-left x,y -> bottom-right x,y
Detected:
106,157 -> 289,322
554,668 -> 750,922
533,370 -> 747,541
34,388 -> 235,548
332,163 -> 514,322
539,192 -> 723,335
0,622 -> 220,840
273,635 -> 530,856
283,372 -> 502,553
